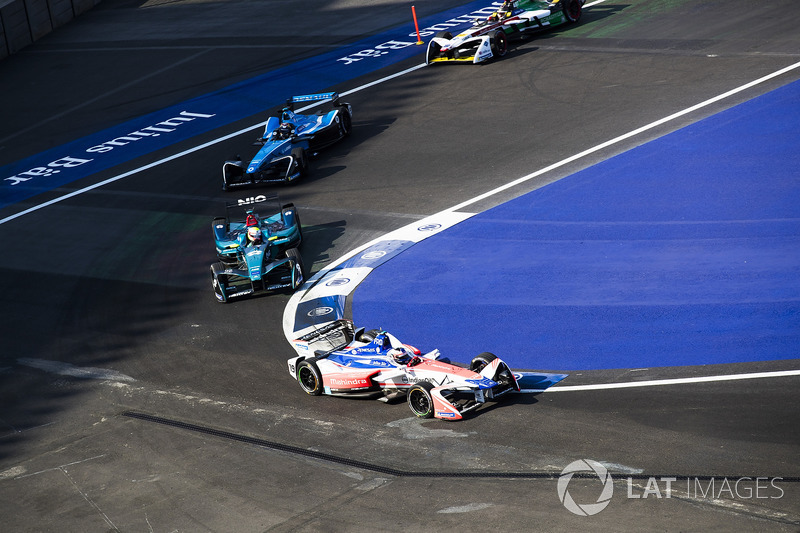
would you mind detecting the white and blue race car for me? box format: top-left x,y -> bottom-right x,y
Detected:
222,92 -> 352,189
288,320 -> 567,420
426,0 -> 585,65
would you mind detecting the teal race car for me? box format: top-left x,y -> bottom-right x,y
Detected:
210,195 -> 305,303
426,0 -> 585,65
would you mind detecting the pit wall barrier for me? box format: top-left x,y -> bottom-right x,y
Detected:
0,0 -> 100,59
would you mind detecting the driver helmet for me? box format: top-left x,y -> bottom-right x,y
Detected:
388,347 -> 412,364
246,226 -> 262,242
276,122 -> 294,139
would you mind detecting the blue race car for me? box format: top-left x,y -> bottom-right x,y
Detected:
221,92 -> 353,189
210,195 -> 305,303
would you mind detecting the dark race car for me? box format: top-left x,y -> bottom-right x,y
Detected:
210,195 -> 304,302
221,92 -> 353,189
426,0 -> 585,65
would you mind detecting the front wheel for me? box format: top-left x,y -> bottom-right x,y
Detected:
407,382 -> 435,419
490,30 -> 508,59
289,147 -> 308,182
210,262 -> 229,303
297,359 -> 323,395
562,0 -> 582,23
338,107 -> 352,137
285,248 -> 305,290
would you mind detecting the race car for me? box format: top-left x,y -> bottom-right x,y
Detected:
426,0 -> 585,65
210,195 -> 304,302
221,92 -> 353,189
288,320 -> 567,420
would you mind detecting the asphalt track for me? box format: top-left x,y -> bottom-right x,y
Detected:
0,0 -> 799,531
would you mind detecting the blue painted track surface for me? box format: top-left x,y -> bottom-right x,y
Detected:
353,80 -> 800,371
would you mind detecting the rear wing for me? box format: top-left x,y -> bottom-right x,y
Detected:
223,194 -> 282,223
292,319 -> 356,357
284,92 -> 340,111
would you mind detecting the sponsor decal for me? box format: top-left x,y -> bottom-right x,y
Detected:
4,111 -> 216,187
308,306 -> 334,317
335,4 -> 503,65
417,223 -> 442,232
230,289 -> 253,298
329,377 -> 369,387
436,411 -> 457,418
237,195 -> 269,206
361,250 -> 387,260
326,277 -> 350,287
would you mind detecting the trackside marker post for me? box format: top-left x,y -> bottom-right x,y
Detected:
412,6 -> 424,44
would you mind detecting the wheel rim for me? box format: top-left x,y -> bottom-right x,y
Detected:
471,359 -> 489,372
409,389 -> 431,416
567,1 -> 581,20
497,33 -> 507,55
298,367 -> 318,393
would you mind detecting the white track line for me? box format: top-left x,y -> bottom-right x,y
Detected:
545,369 -> 800,392
0,63 -> 427,227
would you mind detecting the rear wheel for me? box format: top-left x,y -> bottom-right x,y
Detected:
297,359 -> 323,395
562,0 -> 582,23
407,382 -> 435,418
358,329 -> 381,342
490,30 -> 508,58
469,352 -> 498,373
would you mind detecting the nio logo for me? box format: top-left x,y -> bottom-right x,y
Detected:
361,250 -> 386,260
238,195 -> 268,206
557,460 -> 614,516
326,278 -> 350,287
308,306 -> 334,317
417,223 -> 442,232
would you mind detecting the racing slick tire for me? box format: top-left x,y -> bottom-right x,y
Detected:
469,352 -> 498,373
297,359 -> 323,396
562,0 -> 582,23
285,247 -> 305,290
490,30 -> 508,59
407,382 -> 435,419
357,329 -> 381,342
470,352 -> 517,392
337,107 -> 352,137
289,147 -> 308,182
210,262 -> 229,303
